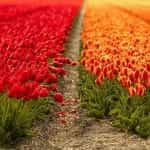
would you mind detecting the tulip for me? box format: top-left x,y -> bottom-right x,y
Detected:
71,61 -> 78,66
95,74 -> 104,85
128,87 -> 136,96
54,92 -> 64,103
145,78 -> 150,88
53,61 -> 64,67
135,84 -> 146,96
56,111 -> 66,117
0,79 -> 4,93
8,83 -> 24,98
39,87 -> 49,97
49,84 -> 58,91
142,70 -> 148,81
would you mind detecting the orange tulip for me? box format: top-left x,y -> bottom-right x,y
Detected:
135,84 -> 146,96
128,87 -> 136,96
145,78 -> 150,88
81,1 -> 150,97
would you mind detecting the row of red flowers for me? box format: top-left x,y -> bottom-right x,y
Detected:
0,2 -> 81,101
81,4 -> 150,96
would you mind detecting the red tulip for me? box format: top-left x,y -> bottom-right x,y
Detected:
53,61 -> 64,67
0,4 -> 81,100
0,79 -> 4,92
71,61 -> 78,66
39,87 -> 49,97
54,92 -> 64,103
56,111 -> 66,117
49,84 -> 58,91
8,83 -> 24,98
31,87 -> 40,99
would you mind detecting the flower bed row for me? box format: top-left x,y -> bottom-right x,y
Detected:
0,4 -> 81,101
0,1 -> 82,146
80,0 -> 150,137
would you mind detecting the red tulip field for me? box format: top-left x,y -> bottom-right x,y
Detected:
0,0 -> 82,146
0,0 -> 149,149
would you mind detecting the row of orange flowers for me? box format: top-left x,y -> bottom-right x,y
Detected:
81,2 -> 150,96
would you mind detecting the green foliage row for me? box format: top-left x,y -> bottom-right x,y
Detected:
79,66 -> 150,138
0,94 -> 54,147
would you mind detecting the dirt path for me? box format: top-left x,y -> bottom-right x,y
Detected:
17,6 -> 150,150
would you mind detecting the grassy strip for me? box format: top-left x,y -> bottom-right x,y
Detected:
0,95 -> 54,147
79,62 -> 150,138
